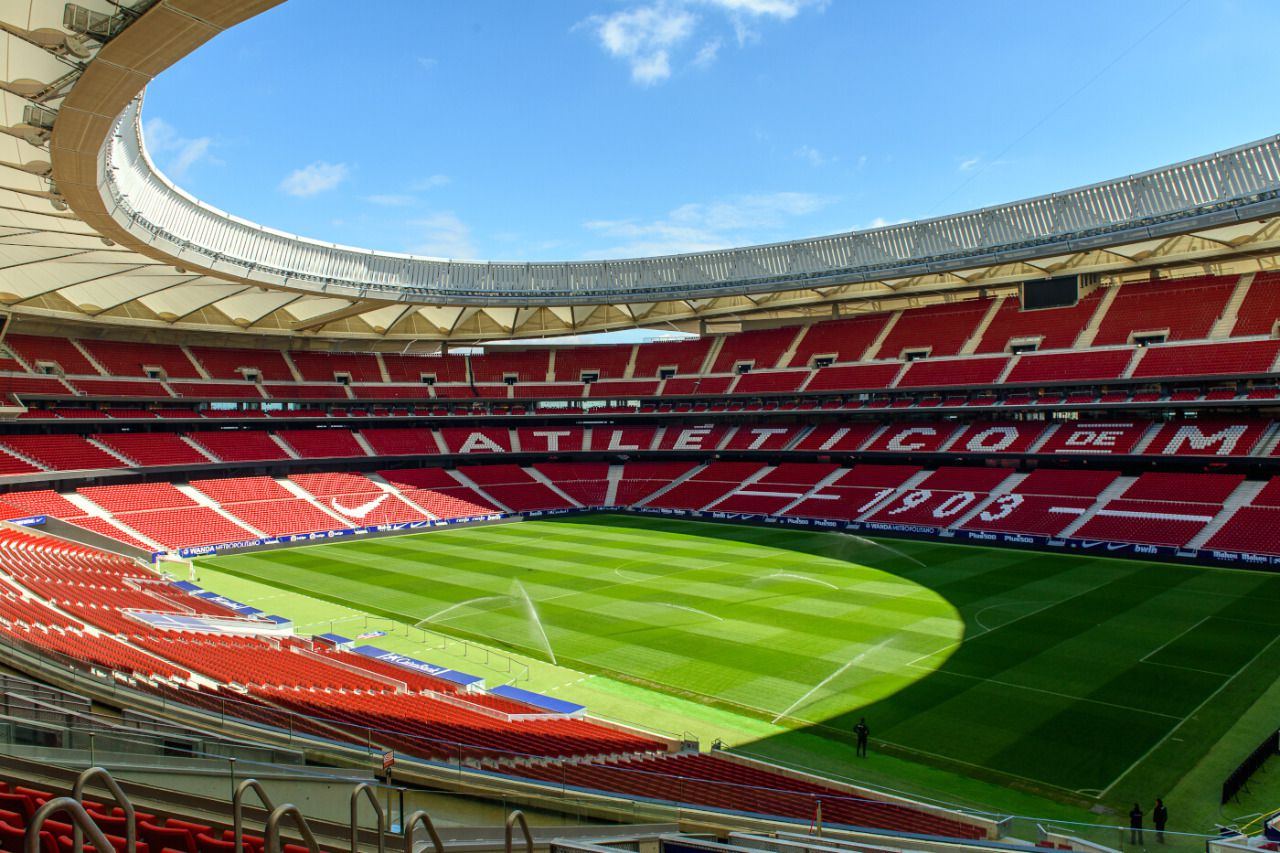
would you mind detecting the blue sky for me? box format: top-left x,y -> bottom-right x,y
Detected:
140,0 -> 1280,264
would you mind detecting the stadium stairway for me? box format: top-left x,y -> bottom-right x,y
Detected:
443,469 -> 513,513
1210,273 -> 1255,338
951,471 -> 1029,529
854,470 -> 932,522
172,483 -> 269,538
1186,479 -> 1270,550
1071,285 -> 1118,348
524,467 -> 583,507
632,463 -> 707,507
1057,477 -> 1137,538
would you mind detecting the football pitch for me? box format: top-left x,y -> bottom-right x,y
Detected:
195,514 -> 1280,806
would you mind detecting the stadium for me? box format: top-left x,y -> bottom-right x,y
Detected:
0,3 -> 1274,853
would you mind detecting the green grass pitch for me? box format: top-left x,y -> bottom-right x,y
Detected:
194,514 -> 1280,808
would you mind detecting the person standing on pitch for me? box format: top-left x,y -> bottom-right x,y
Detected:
1129,803 -> 1144,846
1152,799 -> 1167,843
854,718 -> 870,757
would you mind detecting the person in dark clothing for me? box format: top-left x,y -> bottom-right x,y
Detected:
1152,799 -> 1168,843
854,718 -> 869,757
1129,804 -> 1144,845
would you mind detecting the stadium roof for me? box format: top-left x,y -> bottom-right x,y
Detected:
1,0 -> 1280,343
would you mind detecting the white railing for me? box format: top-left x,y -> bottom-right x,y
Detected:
101,98 -> 1280,305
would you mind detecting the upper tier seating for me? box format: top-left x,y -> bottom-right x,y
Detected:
1131,339 -> 1280,379
896,356 -> 1009,388
470,349 -> 549,383
710,327 -> 799,373
731,370 -> 810,395
788,315 -> 889,367
863,422 -> 960,454
631,337 -> 713,377
791,422 -> 882,453
654,424 -> 731,452
79,340 -> 199,379
515,426 -> 587,453
552,345 -> 631,380
1230,271 -> 1280,337
187,345 -> 295,381
1092,276 -> 1236,346
5,335 -> 98,375
186,430 -> 289,462
873,300 -> 991,359
661,375 -> 735,395
804,362 -> 902,393
275,428 -> 367,458
0,435 -> 123,471
1004,349 -> 1133,384
67,379 -> 172,398
262,382 -> 349,400
0,376 -> 73,399
361,427 -> 441,455
289,351 -> 382,383
1034,421 -> 1149,455
1142,419 -> 1269,457
975,291 -> 1103,353
946,422 -> 1045,455
585,379 -> 659,398
168,381 -> 264,399
438,427 -> 512,454
95,432 -> 211,467
382,352 -> 468,383
720,425 -> 803,451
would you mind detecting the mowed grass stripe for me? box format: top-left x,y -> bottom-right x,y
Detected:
199,516 -> 1280,799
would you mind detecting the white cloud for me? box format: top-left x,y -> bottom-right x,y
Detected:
956,154 -> 1009,174
411,174 -> 451,191
366,194 -> 416,207
584,4 -> 697,85
280,161 -> 349,197
580,0 -> 820,83
584,191 -> 833,258
410,212 -> 477,259
794,144 -> 830,167
700,0 -> 813,17
142,117 -> 215,180
692,38 -> 721,67
416,56 -> 437,71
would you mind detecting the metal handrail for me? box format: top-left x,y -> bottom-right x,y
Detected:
402,811 -> 443,853
72,767 -> 136,853
264,804 -> 320,853
233,779 -> 276,853
504,810 -> 531,853
26,798 -> 115,853
349,783 -> 386,853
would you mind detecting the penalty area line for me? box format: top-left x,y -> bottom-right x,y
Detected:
1099,631 -> 1280,799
